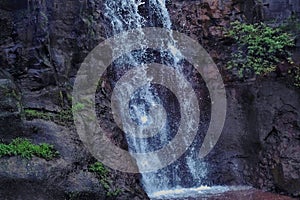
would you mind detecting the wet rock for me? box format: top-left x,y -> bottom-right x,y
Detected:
262,0 -> 300,23
0,69 -> 23,140
206,80 -> 300,197
0,0 -> 106,110
0,119 -> 149,200
0,0 -> 27,11
253,81 -> 300,197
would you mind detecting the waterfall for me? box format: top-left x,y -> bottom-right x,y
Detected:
103,0 -> 209,198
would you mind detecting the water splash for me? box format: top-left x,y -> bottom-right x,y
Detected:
150,186 -> 253,199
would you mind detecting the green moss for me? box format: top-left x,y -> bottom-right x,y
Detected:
226,21 -> 295,77
0,138 -> 59,160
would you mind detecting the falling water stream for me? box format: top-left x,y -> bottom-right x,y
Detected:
103,0 -> 250,199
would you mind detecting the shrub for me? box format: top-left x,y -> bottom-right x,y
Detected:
0,138 -> 59,160
226,21 -> 295,77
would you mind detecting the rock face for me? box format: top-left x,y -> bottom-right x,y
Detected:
0,69 -> 23,140
168,0 -> 300,198
0,0 -> 106,111
252,81 -> 300,195
0,119 -> 149,200
262,0 -> 300,22
204,80 -> 300,197
0,1 -> 149,199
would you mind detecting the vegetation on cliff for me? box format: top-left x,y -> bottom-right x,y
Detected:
226,21 -> 295,77
0,138 -> 58,160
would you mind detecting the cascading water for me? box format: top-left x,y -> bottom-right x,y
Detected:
103,0 -> 208,198
102,0 -> 249,199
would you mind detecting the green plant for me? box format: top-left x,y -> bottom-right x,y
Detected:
24,102 -> 85,124
88,162 -> 109,178
24,109 -> 52,120
107,188 -> 122,197
58,102 -> 85,122
295,71 -> 300,87
0,138 -> 58,160
226,21 -> 295,77
39,10 -> 49,31
67,191 -> 80,200
289,65 -> 300,87
88,162 -> 122,197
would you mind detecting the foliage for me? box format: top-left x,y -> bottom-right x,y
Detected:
0,138 -> 58,160
89,162 -> 109,179
294,69 -> 300,87
289,65 -> 300,87
107,189 -> 122,198
58,102 -> 85,122
88,162 -> 122,198
226,21 -> 295,77
24,103 -> 84,124
279,15 -> 300,87
67,192 -> 81,200
24,109 -> 52,120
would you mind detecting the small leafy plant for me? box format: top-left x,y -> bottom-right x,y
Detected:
58,102 -> 85,122
107,189 -> 122,197
89,162 -> 109,179
0,138 -> 59,160
289,65 -> 300,87
226,21 -> 295,77
88,162 -> 122,198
